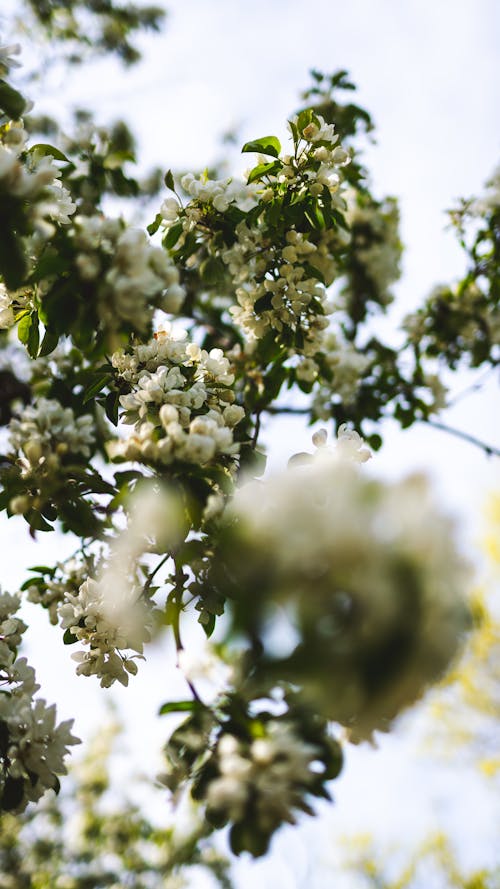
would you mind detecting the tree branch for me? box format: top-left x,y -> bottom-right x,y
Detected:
423,418 -> 500,457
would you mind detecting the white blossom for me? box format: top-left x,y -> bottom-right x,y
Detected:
206,722 -> 320,828
108,325 -> 244,470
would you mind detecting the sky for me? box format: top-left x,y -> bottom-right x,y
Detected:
1,0 -> 500,885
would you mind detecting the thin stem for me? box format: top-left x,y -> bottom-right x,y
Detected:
144,552 -> 170,594
447,366 -> 498,407
265,405 -> 309,415
251,409 -> 262,448
171,555 -> 203,705
423,418 -> 500,457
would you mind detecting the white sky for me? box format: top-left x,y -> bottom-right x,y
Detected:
1,1 -> 500,885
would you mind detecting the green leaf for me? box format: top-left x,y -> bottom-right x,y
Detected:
103,151 -> 135,170
147,213 -> 163,236
163,221 -> 183,250
164,169 -> 175,191
247,160 -> 282,184
17,310 -> 40,356
297,108 -> 315,134
158,700 -> 202,716
201,612 -> 216,638
241,135 -> 281,159
26,509 -> 54,532
0,79 -> 26,119
28,565 -> 56,575
63,628 -> 78,645
27,314 -> 40,358
200,256 -> 223,284
82,373 -> 113,403
17,312 -> 33,345
104,390 -> 120,425
39,328 -> 59,357
29,143 -> 71,163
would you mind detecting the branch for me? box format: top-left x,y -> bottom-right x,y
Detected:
265,407 -> 500,457
265,405 -> 309,415
423,418 -> 500,457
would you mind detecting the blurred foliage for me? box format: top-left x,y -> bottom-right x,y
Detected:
14,0 -> 166,66
0,719 -> 233,889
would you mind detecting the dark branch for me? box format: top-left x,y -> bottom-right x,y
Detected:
423,419 -> 500,457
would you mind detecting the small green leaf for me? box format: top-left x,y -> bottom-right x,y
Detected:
242,135 -> 281,159
105,391 -> 120,426
103,151 -> 135,170
39,328 -> 59,357
164,169 -> 175,191
0,79 -> 26,119
83,373 -> 113,403
17,312 -> 32,345
27,314 -> 40,358
297,108 -> 315,134
29,143 -> 71,163
26,509 -> 53,532
147,213 -> 163,236
200,256 -> 223,284
164,221 -> 183,250
201,612 -> 216,637
63,628 -> 78,645
247,160 -> 282,184
158,700 -> 202,716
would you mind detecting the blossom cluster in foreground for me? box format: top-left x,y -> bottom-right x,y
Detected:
218,451 -> 471,739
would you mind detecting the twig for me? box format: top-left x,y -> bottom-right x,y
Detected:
144,552 -> 170,594
423,418 -> 500,457
447,366 -> 498,407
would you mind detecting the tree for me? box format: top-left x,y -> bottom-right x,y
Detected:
0,3 -> 498,871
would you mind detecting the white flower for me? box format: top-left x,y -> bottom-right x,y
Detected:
109,327 -> 244,471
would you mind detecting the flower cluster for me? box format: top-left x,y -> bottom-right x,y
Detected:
109,324 -> 245,469
202,720 -> 325,854
159,114 -> 350,363
0,122 -> 76,240
222,120 -> 349,353
26,556 -> 91,625
0,591 -> 79,812
161,172 -> 258,220
8,397 -> 95,463
221,457 -> 471,739
7,397 -> 96,522
58,576 -> 151,688
299,330 -> 370,408
343,193 -> 401,312
404,282 -> 500,369
70,216 -> 185,341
